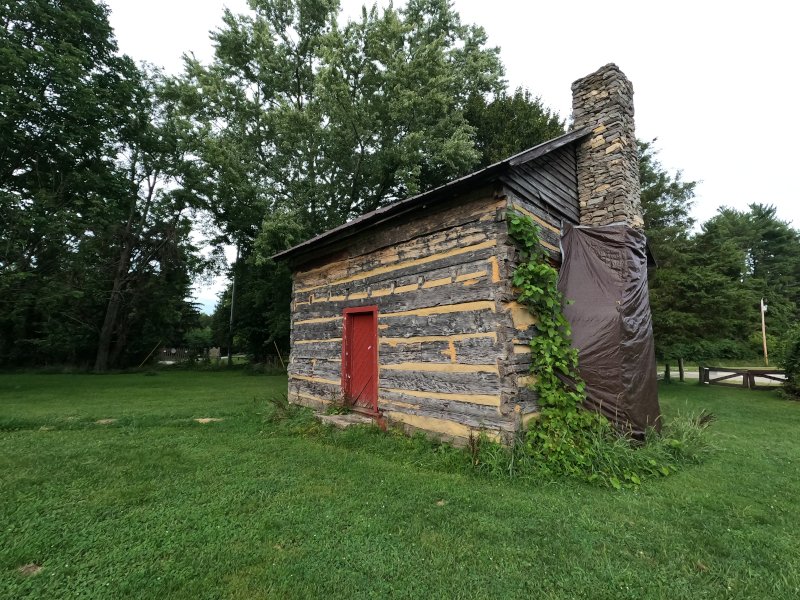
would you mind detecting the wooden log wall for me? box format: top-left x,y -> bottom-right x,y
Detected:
288,185 -> 519,442
288,143 -> 582,443
495,144 -> 581,426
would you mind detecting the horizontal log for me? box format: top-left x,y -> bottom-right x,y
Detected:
343,191 -> 503,257
288,377 -> 341,402
293,277 -> 498,322
378,310 -> 499,338
502,386 -> 538,405
325,228 -> 493,285
506,352 -> 533,368
379,386 -> 500,407
291,341 -> 342,361
295,246 -> 499,305
295,240 -> 497,294
382,362 -> 497,374
295,192 -> 502,285
383,402 -> 516,432
289,390 -> 331,409
290,359 -> 341,381
291,321 -> 344,341
383,411 -> 500,442
381,300 -> 496,319
379,369 -> 500,395
292,303 -> 503,343
379,389 -> 503,417
295,255 -> 495,306
378,391 -> 513,428
380,332 -> 496,346
379,336 -> 500,366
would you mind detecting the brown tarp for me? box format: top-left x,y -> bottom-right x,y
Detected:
557,224 -> 661,436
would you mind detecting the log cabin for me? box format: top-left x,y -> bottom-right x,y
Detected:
273,64 -> 657,443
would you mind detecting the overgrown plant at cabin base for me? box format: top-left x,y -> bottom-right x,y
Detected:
507,212 -> 712,487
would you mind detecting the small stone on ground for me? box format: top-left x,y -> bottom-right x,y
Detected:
18,563 -> 42,576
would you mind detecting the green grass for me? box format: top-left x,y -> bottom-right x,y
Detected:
1,373 -> 799,599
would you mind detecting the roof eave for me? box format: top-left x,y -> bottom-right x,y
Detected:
272,126 -> 592,265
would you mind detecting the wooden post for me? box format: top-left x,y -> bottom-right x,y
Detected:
273,340 -> 286,370
228,244 -> 240,368
137,340 -> 162,370
678,357 -> 685,382
664,363 -> 671,384
760,298 -> 769,366
698,363 -> 705,385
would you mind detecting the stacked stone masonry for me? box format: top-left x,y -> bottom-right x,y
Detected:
571,63 -> 644,228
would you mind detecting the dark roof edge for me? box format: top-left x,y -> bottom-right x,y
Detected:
272,126 -> 592,264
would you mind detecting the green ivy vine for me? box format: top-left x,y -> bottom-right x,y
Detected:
507,212 -> 707,488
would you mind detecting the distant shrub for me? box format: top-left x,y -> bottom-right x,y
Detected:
666,339 -> 755,363
782,330 -> 800,399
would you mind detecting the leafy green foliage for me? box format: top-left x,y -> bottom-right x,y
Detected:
0,1 -> 204,369
640,141 -> 800,363
176,0 -> 506,358
782,329 -> 800,398
507,212 -> 710,487
466,87 -> 565,167
178,0 -> 505,237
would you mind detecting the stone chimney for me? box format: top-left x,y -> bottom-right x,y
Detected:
571,64 -> 643,228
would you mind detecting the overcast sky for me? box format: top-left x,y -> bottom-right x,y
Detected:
106,0 -> 799,312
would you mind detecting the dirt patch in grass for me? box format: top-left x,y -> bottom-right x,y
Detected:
194,418 -> 224,424
18,563 -> 42,576
95,419 -> 117,425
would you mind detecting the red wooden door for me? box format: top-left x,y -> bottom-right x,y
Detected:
342,307 -> 378,413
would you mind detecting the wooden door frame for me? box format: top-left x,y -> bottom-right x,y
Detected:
341,305 -> 379,414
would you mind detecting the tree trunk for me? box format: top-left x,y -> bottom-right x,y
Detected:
109,311 -> 130,368
93,244 -> 131,372
94,165 -> 155,372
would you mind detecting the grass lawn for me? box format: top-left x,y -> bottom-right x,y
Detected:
1,371 -> 799,599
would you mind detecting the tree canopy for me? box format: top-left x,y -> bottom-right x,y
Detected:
2,0 -> 798,368
639,141 -> 800,361
1,0 -> 204,368
181,0 -> 516,356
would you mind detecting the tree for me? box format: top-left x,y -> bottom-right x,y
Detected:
638,140 -> 696,258
0,1 -> 204,368
639,142 -> 800,362
180,0 -> 504,237
1,0 -> 135,365
92,68 -> 206,371
698,204 -> 800,354
637,140 -> 700,358
637,141 -> 772,360
178,0 -> 505,357
465,87 -> 564,167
